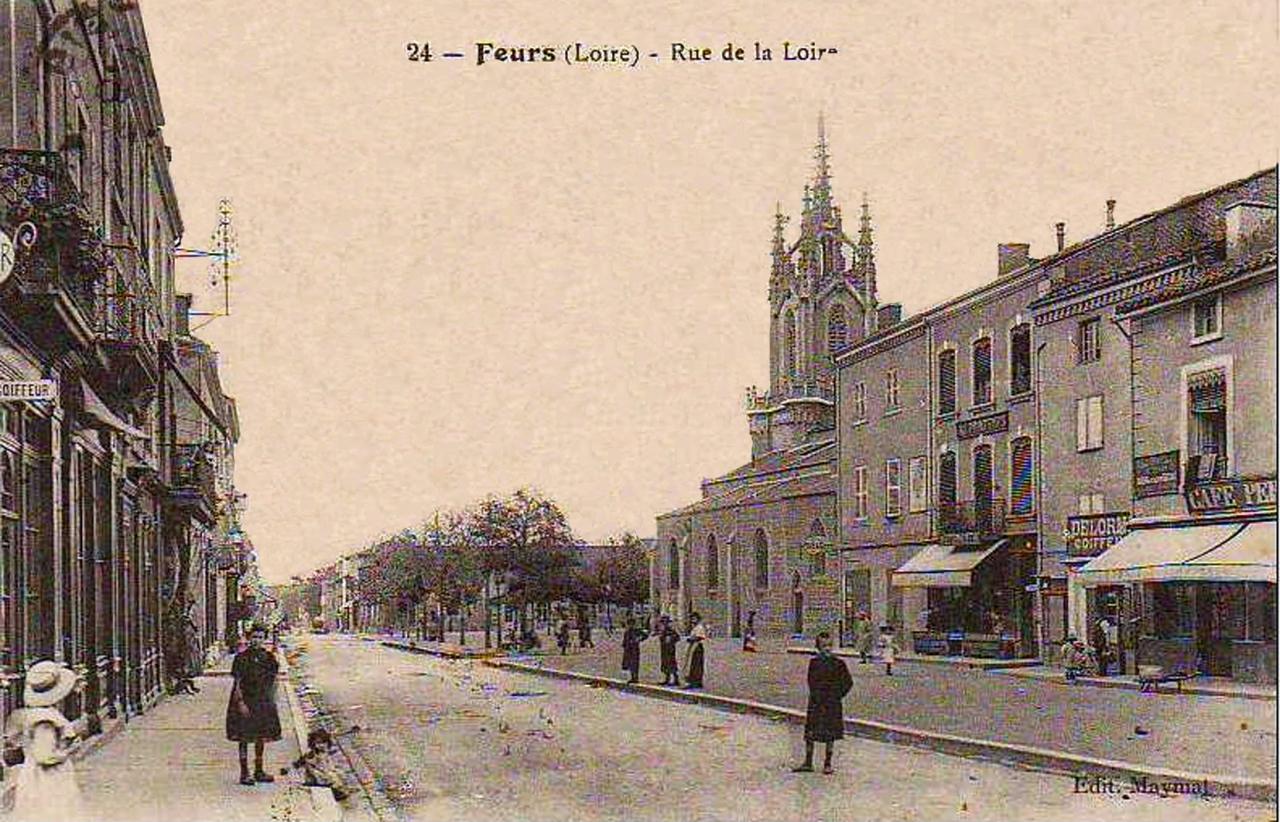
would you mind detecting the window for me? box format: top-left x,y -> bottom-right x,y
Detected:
1010,437 -> 1034,516
783,309 -> 798,377
1149,582 -> 1195,639
667,539 -> 679,588
1192,294 -> 1221,342
753,529 -> 769,588
1077,318 -> 1101,364
808,520 -> 826,576
827,304 -> 849,354
908,456 -> 928,513
885,369 -> 900,411
1187,369 -> 1227,479
1076,395 -> 1104,451
1010,324 -> 1032,395
851,381 -> 867,420
1077,493 -> 1104,515
706,535 -> 719,590
885,458 -> 902,518
973,444 -> 994,517
852,466 -> 868,520
938,452 -> 957,521
971,338 -> 992,406
938,350 -> 956,416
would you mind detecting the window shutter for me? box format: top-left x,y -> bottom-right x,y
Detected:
1076,398 -> 1088,450
939,351 -> 956,414
1089,396 -> 1104,449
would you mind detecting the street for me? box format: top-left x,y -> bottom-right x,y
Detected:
294,635 -> 1273,822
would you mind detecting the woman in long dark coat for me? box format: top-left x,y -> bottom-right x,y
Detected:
794,631 -> 852,775
620,617 -> 647,683
226,626 -> 281,786
684,612 -> 707,689
657,616 -> 681,686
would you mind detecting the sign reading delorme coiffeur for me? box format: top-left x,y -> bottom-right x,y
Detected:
1186,475 -> 1277,514
1064,512 -> 1129,558
1134,450 -> 1180,498
957,410 -> 1008,440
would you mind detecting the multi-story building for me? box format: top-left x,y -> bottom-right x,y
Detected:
1034,169 -> 1277,681
0,2 -> 251,750
836,241 -> 1045,658
654,122 -> 885,638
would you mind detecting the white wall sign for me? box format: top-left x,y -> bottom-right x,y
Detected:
0,380 -> 57,402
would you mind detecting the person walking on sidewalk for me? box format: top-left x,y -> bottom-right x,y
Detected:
3,660 -> 86,821
793,632 -> 852,775
578,616 -> 594,650
226,625 -> 282,786
876,623 -> 898,676
852,611 -> 873,663
556,615 -> 571,655
684,612 -> 707,689
743,610 -> 758,653
621,616 -> 648,684
658,615 -> 681,686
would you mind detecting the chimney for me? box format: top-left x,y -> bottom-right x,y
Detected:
997,243 -> 1031,276
1055,222 -> 1066,252
876,303 -> 903,330
176,293 -> 192,336
1105,199 -> 1116,231
1223,201 -> 1278,260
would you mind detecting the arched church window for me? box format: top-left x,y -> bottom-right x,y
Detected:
754,528 -> 769,589
827,304 -> 849,354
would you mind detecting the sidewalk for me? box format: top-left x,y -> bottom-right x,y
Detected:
75,663 -> 325,821
1000,665 -> 1278,701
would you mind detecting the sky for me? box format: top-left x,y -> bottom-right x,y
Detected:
140,0 -> 1279,583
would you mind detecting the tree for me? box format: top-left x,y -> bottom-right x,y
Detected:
421,509 -> 484,643
589,532 -> 650,607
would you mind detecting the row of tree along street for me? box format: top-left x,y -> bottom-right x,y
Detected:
277,489 -> 651,649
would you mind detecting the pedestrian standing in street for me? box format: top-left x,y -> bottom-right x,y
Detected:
793,632 -> 852,775
556,615 -> 571,655
743,610 -> 758,653
578,616 -> 594,649
852,611 -> 873,663
184,599 -> 204,692
621,616 -> 648,684
226,625 -> 282,786
3,660 -> 87,821
658,615 -> 681,686
684,612 -> 707,689
1092,617 -> 1114,677
876,623 -> 898,676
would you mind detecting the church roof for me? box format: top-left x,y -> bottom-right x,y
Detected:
709,438 -> 835,485
659,468 -> 834,519
657,437 -> 836,520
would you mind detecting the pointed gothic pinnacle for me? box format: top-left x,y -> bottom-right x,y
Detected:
814,112 -> 831,191
859,192 -> 874,244
772,202 -> 789,255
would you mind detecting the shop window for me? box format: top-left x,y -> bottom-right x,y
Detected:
1191,294 -> 1222,342
885,458 -> 902,518
852,466 -> 868,520
1077,318 -> 1101,364
1187,370 -> 1227,481
971,338 -> 992,406
667,539 -> 679,589
938,350 -> 956,416
1010,324 -> 1032,395
1010,437 -> 1034,516
885,369 -> 900,411
1149,582 -> 1195,639
705,535 -> 719,590
754,529 -> 769,589
1076,395 -> 1104,451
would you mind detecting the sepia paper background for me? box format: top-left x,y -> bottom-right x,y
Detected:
140,0 -> 1279,582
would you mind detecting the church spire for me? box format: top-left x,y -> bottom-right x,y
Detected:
857,192 -> 877,304
771,202 -> 788,260
812,112 -> 833,217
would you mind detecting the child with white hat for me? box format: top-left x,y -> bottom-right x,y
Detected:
3,660 -> 86,821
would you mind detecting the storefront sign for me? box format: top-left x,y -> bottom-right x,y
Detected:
1063,512 -> 1129,558
0,380 -> 56,402
957,410 -> 1008,440
0,229 -> 15,283
1134,450 -> 1180,498
1186,475 -> 1277,514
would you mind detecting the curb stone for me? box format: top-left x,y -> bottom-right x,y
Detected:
484,657 -> 1277,804
279,651 -> 344,822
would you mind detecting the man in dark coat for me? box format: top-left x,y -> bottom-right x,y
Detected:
226,626 -> 282,785
794,631 -> 852,775
620,616 -> 647,683
657,615 -> 681,686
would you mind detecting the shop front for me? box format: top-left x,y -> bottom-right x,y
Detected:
1076,520 -> 1277,683
892,537 -> 1037,659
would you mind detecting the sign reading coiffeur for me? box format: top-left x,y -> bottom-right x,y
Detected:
0,380 -> 56,402
1064,512 -> 1129,558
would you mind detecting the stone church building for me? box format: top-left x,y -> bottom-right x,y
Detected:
654,120 -> 899,639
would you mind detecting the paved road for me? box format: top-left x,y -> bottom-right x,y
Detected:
526,636 -> 1276,781
295,634 -> 1272,822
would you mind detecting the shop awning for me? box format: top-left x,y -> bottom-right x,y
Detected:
81,380 -> 148,440
892,540 -> 1006,588
1076,521 -> 1276,585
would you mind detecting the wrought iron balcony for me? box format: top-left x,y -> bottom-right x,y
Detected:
97,243 -> 162,391
939,498 -> 1007,542
0,149 -> 111,344
169,443 -> 217,524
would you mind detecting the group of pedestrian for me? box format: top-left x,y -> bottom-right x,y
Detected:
554,611 -> 595,654
618,612 -> 707,688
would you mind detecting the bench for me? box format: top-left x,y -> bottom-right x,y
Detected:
1137,664 -> 1199,693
